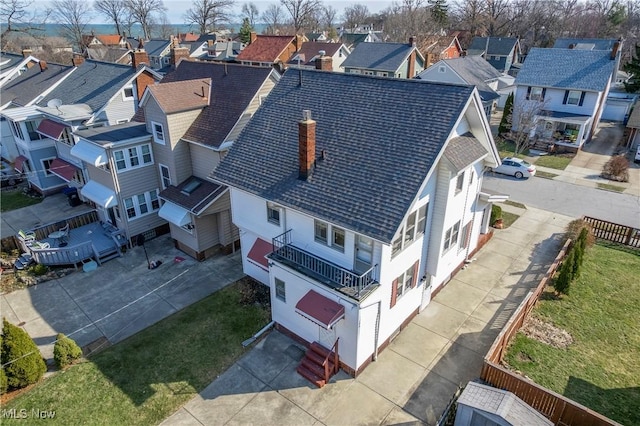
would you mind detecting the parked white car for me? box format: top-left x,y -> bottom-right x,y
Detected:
634,146 -> 640,164
492,157 -> 537,179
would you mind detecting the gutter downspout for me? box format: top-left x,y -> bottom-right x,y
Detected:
360,299 -> 382,361
465,165 -> 488,264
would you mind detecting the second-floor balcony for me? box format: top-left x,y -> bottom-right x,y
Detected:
270,230 -> 379,301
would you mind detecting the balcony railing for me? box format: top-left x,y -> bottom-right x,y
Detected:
271,230 -> 378,300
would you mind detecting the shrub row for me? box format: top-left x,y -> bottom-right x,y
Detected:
555,226 -> 591,296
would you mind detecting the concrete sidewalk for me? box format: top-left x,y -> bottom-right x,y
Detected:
163,205 -> 572,426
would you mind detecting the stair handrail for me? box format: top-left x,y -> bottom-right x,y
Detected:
322,337 -> 340,382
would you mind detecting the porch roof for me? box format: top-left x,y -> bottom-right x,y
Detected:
81,180 -> 117,208
247,237 -> 272,271
37,119 -> 69,140
295,289 -> 345,329
538,110 -> 591,123
158,201 -> 191,227
14,155 -> 28,172
71,140 -> 108,167
50,158 -> 79,181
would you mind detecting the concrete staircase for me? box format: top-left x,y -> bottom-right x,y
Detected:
296,341 -> 339,388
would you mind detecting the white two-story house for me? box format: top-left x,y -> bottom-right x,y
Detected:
512,46 -> 618,151
212,69 -> 500,382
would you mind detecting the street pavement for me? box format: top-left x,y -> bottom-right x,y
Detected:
163,205 -> 572,426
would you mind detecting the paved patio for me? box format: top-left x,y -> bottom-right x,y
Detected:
163,205 -> 573,426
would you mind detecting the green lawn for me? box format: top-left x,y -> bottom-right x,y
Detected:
1,189 -> 43,212
504,244 -> 640,425
2,280 -> 271,425
501,211 -> 520,229
503,200 -> 526,210
533,155 -> 573,170
535,170 -> 559,179
596,182 -> 626,192
496,138 -> 529,159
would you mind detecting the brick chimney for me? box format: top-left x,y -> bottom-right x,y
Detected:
71,53 -> 85,67
298,110 -> 316,180
170,45 -> 190,68
131,49 -> 150,69
407,49 -> 416,78
39,60 -> 47,72
611,38 -> 622,60
207,39 -> 214,48
135,70 -> 156,101
409,36 -> 416,47
22,49 -> 32,58
315,50 -> 332,71
250,32 -> 257,44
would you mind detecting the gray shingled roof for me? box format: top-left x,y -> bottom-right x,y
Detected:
212,70 -> 474,243
0,51 -> 24,71
515,48 -> 615,92
418,56 -> 500,103
39,60 -> 138,112
159,176 -> 226,213
444,134 -> 487,171
553,38 -> 618,51
288,42 -> 343,66
2,61 -> 72,107
160,61 -> 274,149
468,37 -> 518,56
74,122 -> 149,146
144,39 -> 171,57
341,42 -> 415,72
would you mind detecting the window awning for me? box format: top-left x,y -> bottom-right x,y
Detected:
81,180 -> 117,208
247,238 -> 272,270
479,190 -> 509,203
14,155 -> 28,172
70,140 -> 108,167
36,119 -> 68,140
50,158 -> 79,182
158,201 -> 191,227
295,290 -> 345,329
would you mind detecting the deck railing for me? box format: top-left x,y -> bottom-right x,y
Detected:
29,241 -> 101,267
32,210 -> 100,241
271,230 -> 377,299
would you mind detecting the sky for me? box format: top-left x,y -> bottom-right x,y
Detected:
34,1 -> 393,25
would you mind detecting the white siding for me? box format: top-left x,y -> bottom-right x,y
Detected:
99,93 -> 136,125
189,144 -> 220,179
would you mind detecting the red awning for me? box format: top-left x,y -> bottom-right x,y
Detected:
295,290 -> 345,329
36,119 -> 69,140
247,237 -> 272,270
14,155 -> 28,173
50,158 -> 79,181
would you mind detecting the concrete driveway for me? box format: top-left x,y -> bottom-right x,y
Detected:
164,205 -> 572,426
1,234 -> 244,361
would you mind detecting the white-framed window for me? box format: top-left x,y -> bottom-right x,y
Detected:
443,221 -> 461,252
438,66 -> 446,73
159,164 -> 171,189
41,157 -> 55,176
72,169 -> 85,185
455,172 -> 465,193
314,220 -> 328,244
493,55 -> 500,60
122,85 -> 135,100
391,203 -> 428,258
113,143 -> 153,172
151,121 -> 165,144
378,72 -> 388,77
25,120 -> 42,141
460,221 -> 472,250
530,86 -> 544,101
315,220 -> 345,252
122,189 -> 161,220
349,69 -> 361,74
363,70 -> 374,75
59,127 -> 73,145
275,278 -> 286,302
267,202 -> 280,225
567,90 -> 581,105
10,121 -> 24,140
395,264 -> 416,300
116,119 -> 129,124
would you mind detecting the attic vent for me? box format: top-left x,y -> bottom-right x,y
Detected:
181,179 -> 201,195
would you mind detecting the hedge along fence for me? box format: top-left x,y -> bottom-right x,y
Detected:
480,239 -> 621,426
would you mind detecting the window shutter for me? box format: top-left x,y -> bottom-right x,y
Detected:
541,88 -> 546,101
390,279 -> 398,308
526,86 -> 531,100
562,91 -> 569,104
578,92 -> 585,106
411,261 -> 419,288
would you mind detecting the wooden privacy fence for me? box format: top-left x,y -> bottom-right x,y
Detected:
480,239 -> 621,426
32,210 -> 99,241
583,216 -> 640,248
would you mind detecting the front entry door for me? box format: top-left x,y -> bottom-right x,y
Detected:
354,235 -> 373,274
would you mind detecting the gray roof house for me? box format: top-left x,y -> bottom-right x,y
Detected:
341,37 -> 425,78
211,69 -> 500,379
467,37 -> 521,74
417,55 -> 502,118
512,47 -> 617,150
553,38 -> 619,51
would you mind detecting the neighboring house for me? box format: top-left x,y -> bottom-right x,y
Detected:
467,37 -> 521,74
306,32 -> 328,42
86,47 -> 131,64
211,69 -> 501,378
553,38 -> 618,51
417,55 -> 502,118
418,34 -> 462,68
135,61 -> 280,259
0,50 -> 40,85
134,39 -> 172,70
2,55 -> 161,195
236,33 -> 304,69
626,100 -> 640,150
187,34 -> 218,59
197,38 -> 245,62
341,37 -> 425,78
288,41 -> 350,71
338,32 -> 379,50
512,46 -> 618,151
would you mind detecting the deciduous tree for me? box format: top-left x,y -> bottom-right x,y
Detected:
342,3 -> 370,31
1,0 -> 48,49
51,0 -> 93,51
280,0 -> 322,33
184,0 -> 234,34
262,3 -> 284,34
125,0 -> 166,40
241,2 -> 258,27
94,0 -> 128,35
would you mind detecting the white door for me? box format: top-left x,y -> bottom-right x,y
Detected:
420,275 -> 432,311
318,326 -> 336,349
354,235 -> 373,274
